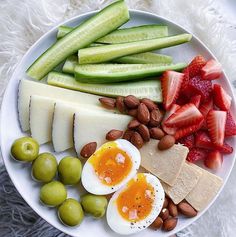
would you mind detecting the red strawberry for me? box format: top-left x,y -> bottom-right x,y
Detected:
174,118 -> 204,140
201,59 -> 222,80
182,76 -> 212,101
162,104 -> 180,135
216,143 -> 233,154
225,111 -> 236,137
176,94 -> 188,105
178,134 -> 195,149
187,147 -> 208,163
187,55 -> 207,78
161,71 -> 184,110
199,98 -> 213,117
206,110 -> 226,146
189,95 -> 201,108
213,84 -> 232,111
181,68 -> 190,91
204,150 -> 222,170
165,103 -> 204,128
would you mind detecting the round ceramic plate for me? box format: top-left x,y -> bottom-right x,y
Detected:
1,9 -> 236,237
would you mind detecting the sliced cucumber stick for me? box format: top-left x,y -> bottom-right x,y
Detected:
27,0 -> 129,80
74,63 -> 187,83
78,34 -> 192,64
63,55 -> 77,74
47,71 -> 162,102
57,25 -> 168,43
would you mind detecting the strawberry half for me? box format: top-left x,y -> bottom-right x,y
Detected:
161,71 -> 184,110
189,95 -> 201,108
225,111 -> 236,137
206,110 -> 226,146
204,150 -> 222,170
187,55 -> 206,78
199,98 -> 213,129
201,59 -> 222,80
213,84 -> 232,111
178,134 -> 195,149
187,147 -> 208,163
162,104 -> 180,135
165,103 -> 204,128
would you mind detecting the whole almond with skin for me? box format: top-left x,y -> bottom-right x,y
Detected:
162,217 -> 178,231
168,200 -> 178,217
80,142 -> 97,158
178,201 -> 197,217
128,119 -> 140,129
124,95 -> 140,109
106,129 -> 123,141
99,98 -> 116,109
150,127 -> 165,140
130,132 -> 144,149
159,208 -> 169,221
128,109 -> 138,117
116,96 -> 126,113
158,135 -> 176,150
141,98 -> 158,111
137,103 -> 150,124
123,130 -> 134,141
163,197 -> 169,209
150,216 -> 163,230
137,124 -> 150,142
149,109 -> 163,127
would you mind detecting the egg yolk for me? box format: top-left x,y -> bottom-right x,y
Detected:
89,142 -> 133,186
116,173 -> 154,222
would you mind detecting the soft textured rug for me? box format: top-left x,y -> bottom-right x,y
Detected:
0,0 -> 236,237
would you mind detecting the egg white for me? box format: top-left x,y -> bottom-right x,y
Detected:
106,173 -> 165,235
81,139 -> 141,195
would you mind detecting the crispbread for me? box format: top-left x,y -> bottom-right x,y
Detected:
161,162 -> 202,204
140,140 -> 188,186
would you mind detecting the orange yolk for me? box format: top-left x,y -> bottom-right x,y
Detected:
89,142 -> 133,186
116,174 -> 154,221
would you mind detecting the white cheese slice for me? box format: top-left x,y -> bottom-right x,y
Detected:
74,110 -> 131,156
185,164 -> 223,211
140,140 -> 188,186
161,162 -> 202,204
18,80 -> 101,131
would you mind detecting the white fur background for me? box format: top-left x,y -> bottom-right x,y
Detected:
0,0 -> 236,236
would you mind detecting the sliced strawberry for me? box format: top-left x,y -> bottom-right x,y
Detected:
187,147 -> 208,163
199,98 -> 213,117
225,111 -> 236,137
178,134 -> 195,149
216,143 -> 233,154
201,59 -> 222,80
213,84 -> 232,111
206,110 -> 226,146
182,76 -> 212,101
174,118 -> 204,140
189,95 -> 201,108
165,103 -> 204,128
187,55 -> 206,78
181,67 -> 190,91
161,71 -> 184,110
204,150 -> 222,170
162,104 -> 180,135
176,94 -> 188,105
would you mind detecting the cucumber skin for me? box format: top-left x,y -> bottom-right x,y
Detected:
74,63 -> 187,83
57,25 -> 168,43
26,0 -> 129,80
47,71 -> 162,102
78,34 -> 192,64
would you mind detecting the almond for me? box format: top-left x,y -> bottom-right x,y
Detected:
137,103 -> 150,124
137,124 -> 150,142
163,197 -> 169,209
158,135 -> 175,150
149,109 -> 163,127
116,96 -> 126,113
128,119 -> 140,129
162,217 -> 178,231
168,200 -> 178,217
141,98 -> 158,111
130,132 -> 144,149
178,201 -> 198,217
99,98 -> 116,109
124,95 -> 140,109
106,129 -> 123,141
159,208 -> 169,221
150,127 -> 165,140
150,216 -> 163,230
80,142 -> 97,158
123,130 -> 134,141
127,109 -> 138,117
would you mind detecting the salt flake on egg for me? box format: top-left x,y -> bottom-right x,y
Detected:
115,153 -> 125,164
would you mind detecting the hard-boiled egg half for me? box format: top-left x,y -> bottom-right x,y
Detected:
107,173 -> 164,235
81,139 -> 141,195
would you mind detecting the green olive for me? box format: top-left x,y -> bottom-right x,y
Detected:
40,181 -> 67,206
58,157 -> 82,185
58,198 -> 84,226
32,152 -> 57,183
81,194 -> 108,218
11,137 -> 39,162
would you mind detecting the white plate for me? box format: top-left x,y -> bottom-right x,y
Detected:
1,9 -> 236,237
